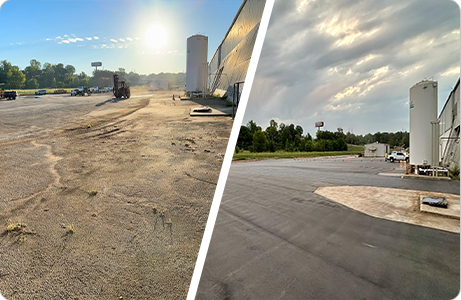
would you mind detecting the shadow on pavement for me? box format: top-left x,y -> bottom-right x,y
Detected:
179,96 -> 228,107
95,97 -> 129,107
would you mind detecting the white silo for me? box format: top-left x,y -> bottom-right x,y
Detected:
186,35 -> 208,93
409,80 -> 438,167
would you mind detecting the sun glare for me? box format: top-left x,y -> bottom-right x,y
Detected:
145,25 -> 167,49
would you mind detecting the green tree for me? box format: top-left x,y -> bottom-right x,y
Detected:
237,126 -> 253,150
252,131 -> 267,152
64,65 -> 76,87
40,63 -> 55,88
0,60 -> 13,86
265,119 -> 279,144
7,66 -> 25,89
25,78 -> 39,89
65,65 -> 75,76
24,59 -> 42,83
54,63 -> 67,87
91,70 -> 113,87
127,71 -> 140,86
247,120 -> 261,136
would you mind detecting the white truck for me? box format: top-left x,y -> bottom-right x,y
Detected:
388,151 -> 409,163
71,86 -> 91,96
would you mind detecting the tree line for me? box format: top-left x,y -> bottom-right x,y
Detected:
237,120 -> 409,153
0,59 -> 186,89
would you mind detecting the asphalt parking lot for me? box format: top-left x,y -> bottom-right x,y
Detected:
197,158 -> 460,300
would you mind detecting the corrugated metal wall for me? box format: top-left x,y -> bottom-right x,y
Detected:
439,78 -> 460,168
208,0 -> 266,99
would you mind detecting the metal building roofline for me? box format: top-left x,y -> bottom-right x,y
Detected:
438,77 -> 460,119
210,0 -> 248,59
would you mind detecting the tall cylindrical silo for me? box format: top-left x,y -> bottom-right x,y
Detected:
409,80 -> 438,166
186,35 -> 208,93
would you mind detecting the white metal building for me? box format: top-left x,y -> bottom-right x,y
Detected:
438,78 -> 460,169
208,0 -> 266,99
364,142 -> 389,157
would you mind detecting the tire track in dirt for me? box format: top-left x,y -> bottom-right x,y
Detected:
1,141 -> 63,216
31,141 -> 62,188
0,98 -> 150,215
0,98 -> 149,148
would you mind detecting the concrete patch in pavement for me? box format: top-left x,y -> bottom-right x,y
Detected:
315,186 -> 459,233
190,105 -> 232,116
402,174 -> 451,180
378,172 -> 404,177
420,195 -> 460,219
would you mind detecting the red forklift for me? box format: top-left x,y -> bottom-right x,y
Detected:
113,74 -> 130,99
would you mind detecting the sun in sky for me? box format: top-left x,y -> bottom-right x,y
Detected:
145,25 -> 167,49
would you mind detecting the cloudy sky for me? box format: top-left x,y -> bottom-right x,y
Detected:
244,0 -> 460,136
0,0 -> 241,75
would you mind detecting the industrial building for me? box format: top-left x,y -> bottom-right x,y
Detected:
208,0 -> 266,100
439,78 -> 460,169
185,0 -> 266,99
364,142 -> 389,157
408,78 -> 460,175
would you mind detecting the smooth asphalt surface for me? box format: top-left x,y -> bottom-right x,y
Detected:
197,158 -> 460,300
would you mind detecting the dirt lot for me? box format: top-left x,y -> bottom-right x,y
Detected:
0,91 -> 232,299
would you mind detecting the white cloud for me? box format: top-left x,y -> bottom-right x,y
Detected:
0,0 -> 9,11
86,37 -> 92,40
244,0 -> 460,136
110,39 -> 118,43
94,36 -> 99,40
356,54 -> 377,65
119,38 -> 125,42
126,37 -> 133,41
75,38 -> 84,41
441,66 -> 459,77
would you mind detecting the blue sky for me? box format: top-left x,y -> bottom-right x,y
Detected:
1,0 -> 242,75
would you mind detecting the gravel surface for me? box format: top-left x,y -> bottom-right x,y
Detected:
0,91 -> 232,299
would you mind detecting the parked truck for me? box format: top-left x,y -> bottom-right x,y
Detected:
388,151 -> 409,163
72,86 -> 91,96
1,89 -> 17,100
